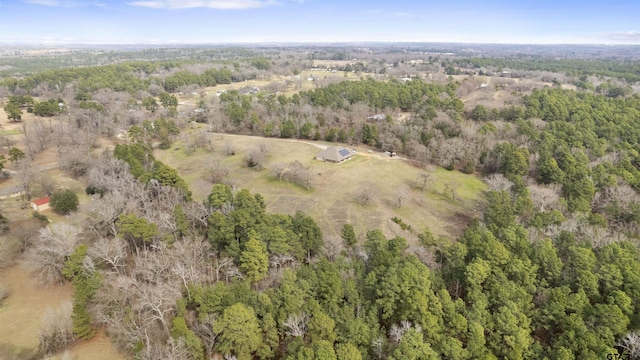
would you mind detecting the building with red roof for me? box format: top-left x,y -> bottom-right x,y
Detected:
31,197 -> 50,212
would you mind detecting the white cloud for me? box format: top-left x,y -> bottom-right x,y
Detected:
22,0 -> 106,7
392,12 -> 418,20
127,0 -> 279,9
600,31 -> 640,43
23,0 -> 63,6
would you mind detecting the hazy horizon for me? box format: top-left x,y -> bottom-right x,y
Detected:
3,41 -> 640,47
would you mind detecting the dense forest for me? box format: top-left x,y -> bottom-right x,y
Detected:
1,46 -> 640,359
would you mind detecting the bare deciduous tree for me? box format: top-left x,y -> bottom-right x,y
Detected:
244,144 -> 269,169
214,257 -> 234,282
139,337 -> 190,360
135,282 -> 181,333
39,301 -> 75,355
15,158 -> 36,201
417,170 -> 433,191
90,278 -> 145,352
269,254 -> 296,270
444,180 -> 460,201
618,331 -> 640,359
484,174 -> 513,192
371,336 -> 384,360
26,222 -> 81,284
287,161 -> 312,190
195,133 -> 213,152
182,201 -> 210,231
36,173 -> 58,195
170,238 -> 213,297
89,237 -> 128,275
389,321 -> 422,344
58,145 -> 91,177
394,187 -> 410,208
271,162 -> 288,181
207,157 -> 230,184
193,314 -> 217,356
353,181 -> 378,206
528,183 -> 562,212
284,312 -> 309,337
436,137 -> 467,169
223,141 -> 235,156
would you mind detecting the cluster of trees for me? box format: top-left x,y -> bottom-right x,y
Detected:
271,161 -> 312,190
1,62 -> 163,93
165,189 -> 640,359
474,89 -> 640,232
163,68 -> 233,92
207,183 -> 323,267
2,93 -> 68,119
0,58 -> 262,97
113,143 -> 191,200
129,118 -> 180,149
301,78 -> 459,112
32,98 -> 65,117
2,94 -> 34,121
452,57 -> 640,82
210,78 -> 467,159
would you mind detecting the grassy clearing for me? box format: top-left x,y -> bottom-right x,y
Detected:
176,70 -> 364,105
0,128 -> 21,136
0,264 -> 73,359
156,126 -> 487,244
0,264 -> 126,360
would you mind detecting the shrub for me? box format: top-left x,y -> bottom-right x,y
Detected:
0,212 -> 8,235
85,185 -> 106,197
32,211 -> 49,222
244,146 -> 268,169
0,282 -> 10,306
50,190 -> 79,215
391,217 -> 413,232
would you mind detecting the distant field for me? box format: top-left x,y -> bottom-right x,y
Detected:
176,70 -> 367,105
156,125 -> 487,244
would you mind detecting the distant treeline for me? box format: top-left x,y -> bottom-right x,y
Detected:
0,47 -> 263,77
453,58 -> 640,82
0,61 -> 246,94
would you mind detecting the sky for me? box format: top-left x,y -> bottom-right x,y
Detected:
0,0 -> 639,45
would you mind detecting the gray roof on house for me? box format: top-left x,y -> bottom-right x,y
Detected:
317,147 -> 355,162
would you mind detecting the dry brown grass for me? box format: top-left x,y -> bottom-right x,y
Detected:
0,263 -> 127,360
0,263 -> 73,358
456,75 -> 557,111
0,109 -> 119,358
175,71 -> 363,106
156,126 -> 487,244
